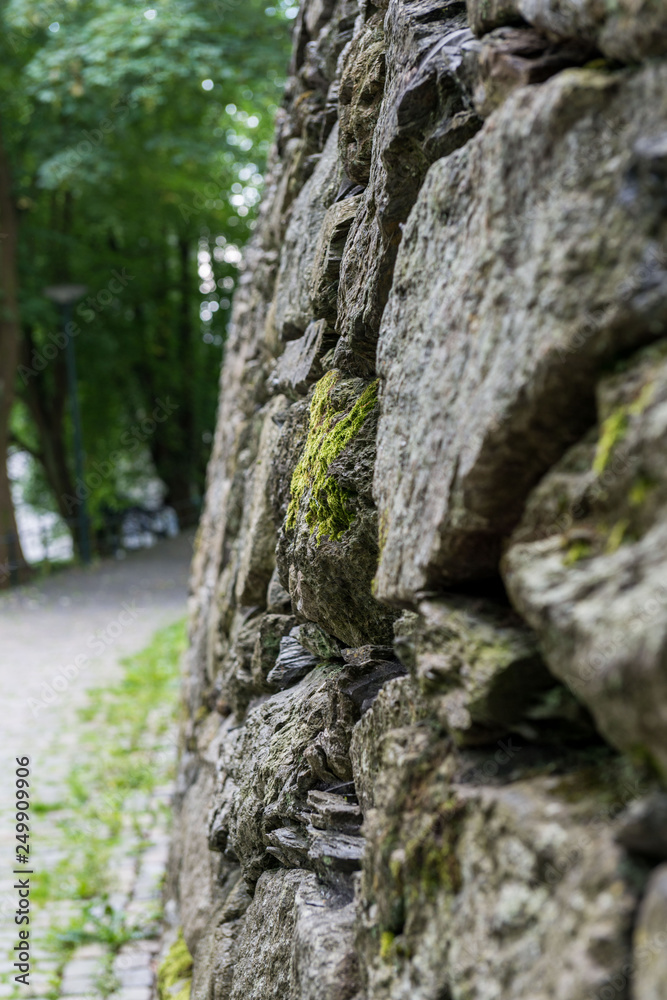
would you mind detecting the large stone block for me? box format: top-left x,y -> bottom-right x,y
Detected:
632,865 -> 667,1000
338,12 -> 386,186
467,0 -> 667,63
374,63 -> 667,605
227,869 -> 359,1000
409,596 -> 565,746
336,2 -> 480,363
272,124 -> 344,342
503,342 -> 667,777
353,681 -> 644,1000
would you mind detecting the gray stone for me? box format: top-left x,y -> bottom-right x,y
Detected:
467,0 -> 667,63
310,196 -> 362,324
171,752 -> 228,955
172,1 -> 667,998
307,827 -> 364,874
354,679 -> 643,1000
272,125 -> 344,341
336,4 -> 480,363
411,596 -> 559,745
338,13 -> 386,186
269,319 -> 337,398
214,609 -> 265,716
462,27 -> 595,118
267,631 -> 320,688
208,663 -> 360,883
616,793 -> 667,860
375,62 -> 667,605
228,869 -> 359,1000
292,620 -> 343,660
504,343 -> 667,777
632,865 -> 667,1000
189,870 -> 252,1000
307,789 -> 362,832
251,613 -> 299,689
266,565 -> 293,613
234,396 -> 288,607
116,967 -> 153,989
289,876 -> 360,1000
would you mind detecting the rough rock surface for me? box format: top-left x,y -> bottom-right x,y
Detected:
375,62 -> 667,604
504,343 -> 667,777
169,0 -> 667,997
467,0 -> 667,63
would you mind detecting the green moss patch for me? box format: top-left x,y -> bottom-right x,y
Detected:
286,371 -> 378,542
158,930 -> 193,1000
593,381 -> 655,475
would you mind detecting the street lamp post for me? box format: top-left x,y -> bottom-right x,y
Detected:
43,284 -> 91,565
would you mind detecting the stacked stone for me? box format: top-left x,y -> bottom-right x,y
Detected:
169,1 -> 667,998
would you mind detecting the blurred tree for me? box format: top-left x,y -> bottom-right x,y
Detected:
0,0 -> 293,556
0,119 -> 30,582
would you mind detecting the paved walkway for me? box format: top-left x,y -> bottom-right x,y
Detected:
0,534 -> 194,1000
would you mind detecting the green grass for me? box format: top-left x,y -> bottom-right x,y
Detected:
30,619 -> 187,999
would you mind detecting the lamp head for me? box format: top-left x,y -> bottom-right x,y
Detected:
43,284 -> 88,305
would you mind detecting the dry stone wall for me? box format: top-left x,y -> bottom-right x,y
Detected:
168,2 -> 667,997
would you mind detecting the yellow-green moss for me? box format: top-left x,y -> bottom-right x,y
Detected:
286,371 -> 379,542
380,930 -> 395,960
158,930 -> 193,1000
593,382 -> 655,475
629,474 -> 656,507
593,409 -> 628,475
563,539 -> 593,566
605,518 -> 629,554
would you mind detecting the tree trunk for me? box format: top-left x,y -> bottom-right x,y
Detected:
18,329 -> 78,535
0,119 -> 29,585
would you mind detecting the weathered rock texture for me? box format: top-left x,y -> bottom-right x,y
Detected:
169,2 -> 667,998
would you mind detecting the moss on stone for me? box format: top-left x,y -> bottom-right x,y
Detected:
563,539 -> 593,566
157,929 -> 193,1000
629,474 -> 656,507
605,518 -> 629,554
593,409 -> 628,475
593,381 -> 655,475
286,371 -> 379,542
380,930 -> 395,960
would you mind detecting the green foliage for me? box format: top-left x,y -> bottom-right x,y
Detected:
287,372 -> 379,542
1,0 -> 293,534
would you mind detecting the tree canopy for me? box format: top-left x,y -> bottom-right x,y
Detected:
0,0 -> 293,570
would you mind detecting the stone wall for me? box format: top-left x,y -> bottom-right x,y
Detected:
168,2 -> 667,997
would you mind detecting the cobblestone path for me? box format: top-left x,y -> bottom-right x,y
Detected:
0,534 -> 194,1000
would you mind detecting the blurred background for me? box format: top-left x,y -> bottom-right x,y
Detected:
0,0 -> 295,584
